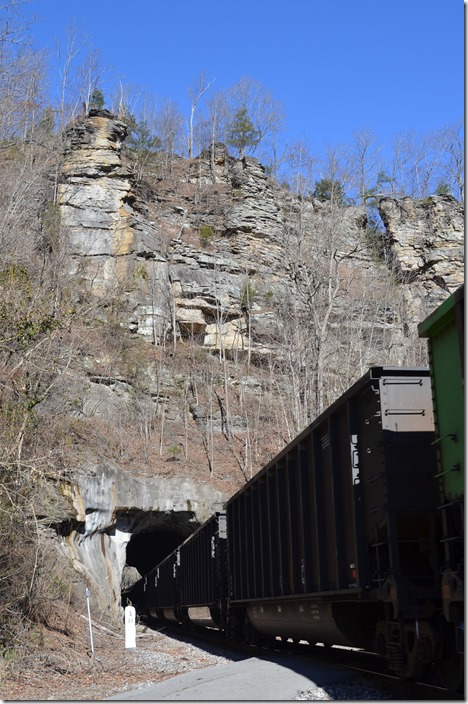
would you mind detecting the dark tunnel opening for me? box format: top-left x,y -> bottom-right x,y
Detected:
121,510 -> 200,582
126,526 -> 192,576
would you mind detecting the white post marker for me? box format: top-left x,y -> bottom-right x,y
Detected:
125,605 -> 136,649
85,587 -> 95,657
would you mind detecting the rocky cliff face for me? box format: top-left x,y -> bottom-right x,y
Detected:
58,111 -> 464,354
51,111 -> 464,611
58,109 -> 171,340
379,194 -> 464,321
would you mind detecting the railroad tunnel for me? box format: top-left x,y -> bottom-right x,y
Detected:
48,469 -> 227,612
118,509 -> 200,595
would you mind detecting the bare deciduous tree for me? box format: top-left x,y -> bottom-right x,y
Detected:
155,99 -> 184,171
77,47 -> 106,114
187,72 -> 215,159
437,120 -> 464,202
56,21 -> 87,129
286,140 -> 316,197
345,128 -> 383,204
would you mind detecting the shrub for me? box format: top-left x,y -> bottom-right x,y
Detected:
241,282 -> 257,311
166,443 -> 182,461
199,224 -> 214,247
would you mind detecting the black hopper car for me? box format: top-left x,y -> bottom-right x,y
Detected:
128,288 -> 464,693
141,512 -> 227,630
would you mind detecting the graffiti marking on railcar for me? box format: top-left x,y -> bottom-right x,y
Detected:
350,434 -> 360,484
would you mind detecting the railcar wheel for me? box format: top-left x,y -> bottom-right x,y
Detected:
240,620 -> 260,647
241,620 -> 252,645
226,618 -> 241,642
261,634 -> 275,649
250,625 -> 262,647
436,652 -> 464,693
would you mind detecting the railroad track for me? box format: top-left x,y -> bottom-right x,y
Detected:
296,643 -> 462,700
145,618 -> 462,700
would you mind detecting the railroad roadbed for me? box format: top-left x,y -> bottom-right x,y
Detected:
106,628 -> 462,701
106,653 -> 387,700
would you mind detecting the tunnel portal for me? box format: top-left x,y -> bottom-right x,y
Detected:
120,509 -> 200,580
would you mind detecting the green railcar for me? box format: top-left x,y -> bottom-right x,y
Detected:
418,285 -> 464,689
418,285 -> 464,500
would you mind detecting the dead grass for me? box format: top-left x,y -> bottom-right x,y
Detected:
0,610 -> 230,701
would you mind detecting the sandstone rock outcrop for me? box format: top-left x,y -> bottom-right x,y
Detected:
225,156 -> 284,240
378,194 -> 464,322
58,109 -> 172,340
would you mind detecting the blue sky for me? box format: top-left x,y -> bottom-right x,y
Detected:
26,0 -> 463,154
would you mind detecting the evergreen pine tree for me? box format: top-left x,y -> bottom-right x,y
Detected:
90,88 -> 105,110
226,106 -> 260,158
313,178 -> 345,205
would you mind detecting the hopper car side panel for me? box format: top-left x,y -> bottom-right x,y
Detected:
140,551 -> 178,621
226,368 -> 439,651
178,512 -> 227,627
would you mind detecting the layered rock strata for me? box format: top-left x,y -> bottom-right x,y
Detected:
379,194 -> 464,320
58,109 -> 171,340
